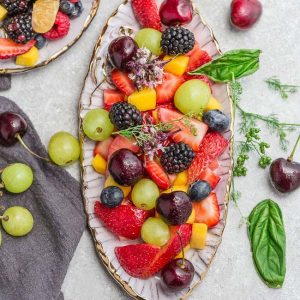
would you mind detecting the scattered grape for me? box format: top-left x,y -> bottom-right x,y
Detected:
134,28 -> 162,56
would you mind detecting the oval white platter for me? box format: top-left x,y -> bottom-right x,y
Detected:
79,0 -> 233,299
0,0 -> 100,74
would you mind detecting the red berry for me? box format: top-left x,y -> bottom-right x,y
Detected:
43,12 -> 70,40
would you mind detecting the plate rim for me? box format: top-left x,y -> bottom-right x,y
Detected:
78,1 -> 234,299
0,0 -> 100,74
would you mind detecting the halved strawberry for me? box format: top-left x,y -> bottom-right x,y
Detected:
0,38 -> 36,59
188,132 -> 229,183
145,158 -> 170,189
193,193 -> 220,228
208,160 -> 219,171
94,137 -> 114,159
198,168 -> 220,189
107,135 -> 140,160
156,73 -> 184,104
94,202 -> 151,239
186,43 -> 212,73
158,107 -> 208,152
111,70 -> 135,96
103,89 -> 125,110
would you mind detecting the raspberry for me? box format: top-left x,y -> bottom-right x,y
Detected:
43,12 -> 70,40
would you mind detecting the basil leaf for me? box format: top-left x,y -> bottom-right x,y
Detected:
189,49 -> 261,82
248,199 -> 286,288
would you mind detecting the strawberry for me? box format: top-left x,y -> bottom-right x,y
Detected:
208,160 -> 219,171
0,39 -> 35,59
193,193 -> 220,227
145,158 -> 170,189
186,43 -> 212,73
131,0 -> 162,31
156,73 -> 184,104
111,70 -> 135,96
93,137 -> 114,159
107,135 -> 140,160
198,168 -> 220,189
103,89 -> 125,110
115,224 -> 192,278
94,202 -> 151,239
188,132 -> 229,183
158,107 -> 208,152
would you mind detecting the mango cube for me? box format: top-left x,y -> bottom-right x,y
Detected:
92,154 -> 107,175
164,185 -> 188,194
205,96 -> 222,112
186,208 -> 196,224
0,5 -> 7,21
176,244 -> 191,258
128,88 -> 156,111
16,46 -> 39,67
105,175 -> 131,197
174,171 -> 188,186
163,55 -> 189,76
190,223 -> 208,249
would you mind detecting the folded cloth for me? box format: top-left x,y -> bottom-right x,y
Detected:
0,97 -> 86,300
0,75 -> 11,91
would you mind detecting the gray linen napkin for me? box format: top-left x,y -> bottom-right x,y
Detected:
0,96 -> 86,300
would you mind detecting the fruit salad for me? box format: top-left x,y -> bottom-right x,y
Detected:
0,0 -> 84,66
81,0 -> 231,294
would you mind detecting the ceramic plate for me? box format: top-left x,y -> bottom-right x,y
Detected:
79,1 -> 233,299
0,0 -> 100,74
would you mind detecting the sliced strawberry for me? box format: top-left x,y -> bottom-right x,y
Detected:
94,137 -> 114,159
94,202 -> 151,239
186,43 -> 212,73
156,73 -> 184,104
111,70 -> 135,96
145,158 -> 170,189
158,107 -> 208,152
0,39 -> 35,59
188,132 -> 229,183
198,168 -> 220,189
107,135 -> 140,160
208,160 -> 219,171
193,193 -> 220,228
131,0 -> 162,31
103,89 -> 125,110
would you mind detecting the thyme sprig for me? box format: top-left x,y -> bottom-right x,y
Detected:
265,76 -> 299,100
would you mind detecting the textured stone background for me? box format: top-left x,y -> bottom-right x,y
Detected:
1,0 -> 300,299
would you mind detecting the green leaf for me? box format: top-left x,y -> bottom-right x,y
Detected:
248,199 -> 286,288
189,49 -> 261,82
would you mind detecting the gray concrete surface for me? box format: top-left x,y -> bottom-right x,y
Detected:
2,0 -> 300,299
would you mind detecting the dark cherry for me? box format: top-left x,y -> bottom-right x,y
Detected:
0,111 -> 27,146
108,36 -> 138,71
108,149 -> 144,186
161,258 -> 195,291
156,191 -> 192,225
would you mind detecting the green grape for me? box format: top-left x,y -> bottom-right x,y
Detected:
141,217 -> 170,246
83,109 -> 114,141
134,28 -> 162,56
132,179 -> 159,210
174,79 -> 211,115
1,163 -> 33,194
1,206 -> 34,237
48,131 -> 80,166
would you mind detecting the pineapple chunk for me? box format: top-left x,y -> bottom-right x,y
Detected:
186,208 -> 196,224
174,171 -> 188,186
163,55 -> 189,76
190,223 -> 208,249
176,244 -> 191,258
128,88 -> 156,111
16,46 -> 39,67
92,154 -> 107,175
205,96 -> 222,112
0,5 -> 7,21
164,185 -> 188,193
105,175 -> 131,197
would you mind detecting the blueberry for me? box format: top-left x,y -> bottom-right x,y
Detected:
188,180 -> 212,202
69,1 -> 83,19
100,186 -> 124,208
60,0 -> 75,15
203,109 -> 230,132
34,35 -> 47,49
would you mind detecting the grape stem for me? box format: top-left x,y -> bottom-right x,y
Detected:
177,231 -> 185,268
0,215 -> 9,221
288,134 -> 300,161
15,134 -> 50,162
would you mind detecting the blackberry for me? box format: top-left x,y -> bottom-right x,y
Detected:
109,102 -> 143,131
161,142 -> 195,174
3,13 -> 34,44
0,0 -> 31,16
161,26 -> 195,55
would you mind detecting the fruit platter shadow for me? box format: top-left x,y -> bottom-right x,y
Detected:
0,0 -> 100,74
78,0 -> 234,299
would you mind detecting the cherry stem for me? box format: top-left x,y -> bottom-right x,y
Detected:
0,215 -> 8,221
177,231 -> 185,268
15,133 -> 50,162
288,134 -> 300,161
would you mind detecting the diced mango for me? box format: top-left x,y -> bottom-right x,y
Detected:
173,171 -> 188,186
128,88 -> 156,111
176,244 -> 191,258
92,154 -> 107,175
163,55 -> 189,76
164,185 -> 188,193
105,175 -> 131,197
205,96 -> 222,112
190,223 -> 208,249
16,46 -> 39,67
0,5 -> 7,21
186,208 -> 196,224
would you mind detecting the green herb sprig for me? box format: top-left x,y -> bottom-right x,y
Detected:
265,76 -> 299,100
